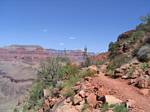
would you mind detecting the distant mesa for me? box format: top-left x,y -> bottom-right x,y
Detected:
0,45 -> 94,63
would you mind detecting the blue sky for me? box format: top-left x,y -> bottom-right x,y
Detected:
0,0 -> 150,53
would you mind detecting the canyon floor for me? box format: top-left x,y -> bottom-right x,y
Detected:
0,61 -> 37,112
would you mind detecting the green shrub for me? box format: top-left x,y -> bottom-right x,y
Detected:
100,103 -> 127,112
59,63 -> 79,79
112,104 -> 128,112
107,54 -> 131,71
37,57 -> 69,87
137,44 -> 150,62
140,62 -> 149,71
108,42 -> 120,59
101,103 -> 109,112
62,69 -> 95,97
137,14 -> 150,32
25,81 -> 44,111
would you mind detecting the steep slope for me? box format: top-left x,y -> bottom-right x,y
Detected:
0,61 -> 37,112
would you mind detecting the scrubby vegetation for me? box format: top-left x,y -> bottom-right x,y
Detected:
107,54 -> 131,73
107,14 -> 150,77
14,56 -> 95,112
100,103 -> 127,112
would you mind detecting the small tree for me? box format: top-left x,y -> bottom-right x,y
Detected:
37,57 -> 68,87
83,46 -> 91,67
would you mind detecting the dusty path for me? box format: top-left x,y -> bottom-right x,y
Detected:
96,73 -> 150,112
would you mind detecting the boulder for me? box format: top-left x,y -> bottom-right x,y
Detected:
121,64 -> 130,70
87,93 -> 97,107
137,75 -> 150,88
114,68 -> 123,73
44,99 -> 50,107
132,70 -> 140,78
131,59 -> 139,65
75,100 -> 85,111
51,88 -> 60,97
105,95 -> 122,105
43,89 -> 51,97
100,64 -> 107,73
79,90 -> 86,98
145,69 -> 150,76
88,65 -> 98,73
126,99 -> 135,109
73,94 -> 83,105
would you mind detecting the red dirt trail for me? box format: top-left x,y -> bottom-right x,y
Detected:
96,73 -> 150,112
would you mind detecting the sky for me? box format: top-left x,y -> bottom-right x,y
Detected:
0,0 -> 150,53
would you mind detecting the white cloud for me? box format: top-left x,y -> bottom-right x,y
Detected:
69,37 -> 76,40
41,29 -> 48,33
59,42 -> 64,46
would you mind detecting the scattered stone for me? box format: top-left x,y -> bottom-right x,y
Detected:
122,75 -> 129,79
79,90 -> 86,98
145,69 -> 150,76
96,95 -> 106,102
38,108 -> 44,112
73,94 -> 83,105
44,99 -> 50,107
121,64 -> 130,70
137,75 -> 150,88
87,93 -> 97,107
132,70 -> 140,78
51,88 -> 60,97
131,59 -> 139,65
75,100 -> 85,111
139,89 -> 150,96
126,99 -> 135,109
66,97 -> 71,103
88,65 -> 98,73
43,89 -> 51,97
105,95 -> 122,105
84,77 -> 92,81
114,68 -> 122,73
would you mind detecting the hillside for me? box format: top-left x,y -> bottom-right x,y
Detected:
14,15 -> 150,112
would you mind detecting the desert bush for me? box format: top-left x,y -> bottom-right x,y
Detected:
16,81 -> 44,112
107,54 -> 131,71
140,62 -> 149,71
126,30 -> 144,44
108,42 -> 120,59
137,14 -> 150,32
62,69 -> 95,97
37,57 -> 69,87
137,44 -> 150,62
59,63 -> 79,79
101,103 -> 109,112
100,103 -> 127,112
112,104 -> 127,112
